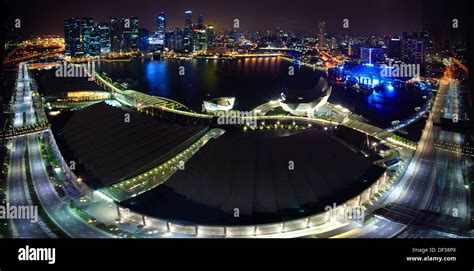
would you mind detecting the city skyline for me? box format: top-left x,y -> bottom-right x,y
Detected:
1,0 -> 473,260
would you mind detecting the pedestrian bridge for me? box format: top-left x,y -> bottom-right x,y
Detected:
93,72 -> 415,150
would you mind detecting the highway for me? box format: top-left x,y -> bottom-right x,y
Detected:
21,62 -> 113,238
27,134 -> 113,238
6,137 -> 50,238
364,76 -> 470,237
339,69 -> 470,238
6,63 -> 51,238
5,62 -> 113,238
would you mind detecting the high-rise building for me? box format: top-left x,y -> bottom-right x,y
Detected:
109,17 -> 120,52
330,37 -> 337,50
165,28 -> 183,51
81,17 -> 94,55
157,12 -> 166,46
193,13 -> 207,51
130,16 -> 139,49
183,10 -> 193,53
98,22 -> 111,53
402,32 -> 424,64
138,28 -> 151,51
175,28 -> 183,51
64,18 -> 83,57
206,25 -> 214,48
360,47 -> 385,64
387,36 -> 401,59
193,28 -> 207,51
89,24 -> 102,56
196,14 -> 204,29
318,21 -> 326,49
165,30 -> 173,49
120,17 -> 131,52
421,31 -> 433,55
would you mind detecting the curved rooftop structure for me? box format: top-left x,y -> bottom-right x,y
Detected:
121,127 -> 385,226
51,102 -> 208,189
280,77 -> 331,116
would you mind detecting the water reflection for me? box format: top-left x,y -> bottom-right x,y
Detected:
145,61 -> 169,97
96,58 -> 426,128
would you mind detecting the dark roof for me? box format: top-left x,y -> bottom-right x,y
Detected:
282,77 -> 330,103
56,102 -> 208,188
33,68 -> 103,96
121,127 -> 385,225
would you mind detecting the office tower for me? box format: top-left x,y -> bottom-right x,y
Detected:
157,12 -> 166,45
360,47 -> 384,64
422,31 -> 433,55
193,28 -> 207,51
165,30 -> 173,49
165,28 -> 183,51
183,10 -> 193,53
206,25 -> 214,48
98,22 -> 111,53
81,17 -> 94,55
330,37 -> 337,50
193,14 -> 206,51
120,17 -> 131,52
402,33 -> 424,64
90,24 -> 101,56
196,14 -> 203,29
387,36 -> 401,59
318,21 -> 326,49
138,28 -> 151,51
175,28 -> 183,51
130,16 -> 139,49
64,18 -> 82,57
413,39 -> 424,64
109,17 -> 120,52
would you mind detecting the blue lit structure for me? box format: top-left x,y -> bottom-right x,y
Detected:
338,62 -> 387,88
328,62 -> 413,91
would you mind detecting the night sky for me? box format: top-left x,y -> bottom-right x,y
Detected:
4,0 -> 469,37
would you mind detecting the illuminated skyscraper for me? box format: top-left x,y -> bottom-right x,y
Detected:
318,21 -> 326,49
206,25 -> 214,48
166,28 -> 183,51
81,17 -> 94,55
109,17 -> 120,52
360,47 -> 384,64
130,16 -> 139,49
98,22 -> 111,53
183,10 -> 193,53
90,24 -> 101,56
196,13 -> 203,29
157,12 -> 166,45
64,18 -> 82,57
387,36 -> 401,59
119,17 -> 131,52
402,32 -> 424,64
193,13 -> 206,51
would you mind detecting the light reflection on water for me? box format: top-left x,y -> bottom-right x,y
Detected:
96,58 -> 427,128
